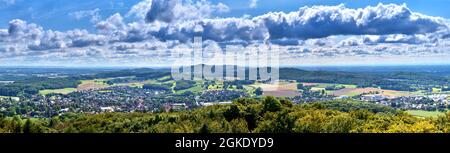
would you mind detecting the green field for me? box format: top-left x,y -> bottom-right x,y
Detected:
80,79 -> 109,85
175,85 -> 203,94
0,96 -> 20,101
432,88 -> 442,93
309,83 -> 358,94
175,81 -> 203,94
38,79 -> 110,95
243,85 -> 256,96
207,81 -> 224,90
113,78 -> 175,88
405,110 -> 446,118
156,76 -> 172,82
114,82 -> 145,88
39,88 -> 77,95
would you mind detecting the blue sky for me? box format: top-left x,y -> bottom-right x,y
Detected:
1,0 -> 449,32
0,0 -> 142,31
0,0 -> 449,66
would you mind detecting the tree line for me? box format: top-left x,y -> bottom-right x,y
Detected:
1,97 -> 449,133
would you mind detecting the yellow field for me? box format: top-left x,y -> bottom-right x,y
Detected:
39,88 -> 77,95
331,87 -> 411,97
77,79 -> 110,91
251,80 -> 300,97
251,80 -> 297,91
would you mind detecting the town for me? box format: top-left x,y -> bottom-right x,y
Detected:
1,69 -> 449,118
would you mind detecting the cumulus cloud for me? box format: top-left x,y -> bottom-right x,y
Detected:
3,3 -> 449,49
1,1 -> 450,66
9,2 -> 447,48
27,30 -> 66,51
123,3 -> 449,44
96,13 -> 126,35
126,0 -> 152,20
145,0 -> 229,23
7,19 -> 43,41
255,3 -> 448,40
2,19 -> 108,51
0,29 -> 8,39
164,18 -> 269,42
362,34 -> 438,45
340,37 -> 361,46
69,32 -> 107,47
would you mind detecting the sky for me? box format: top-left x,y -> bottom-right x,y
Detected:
0,0 -> 449,67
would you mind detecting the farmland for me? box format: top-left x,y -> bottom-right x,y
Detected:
405,110 -> 446,118
263,90 -> 300,97
77,79 -> 110,91
299,82 -> 419,98
331,87 -> 412,97
39,88 -> 77,95
1,66 -> 449,121
251,80 -> 300,97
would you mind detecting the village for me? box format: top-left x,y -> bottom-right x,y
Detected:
0,85 -> 248,118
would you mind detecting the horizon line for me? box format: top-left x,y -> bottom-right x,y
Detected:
1,63 -> 450,69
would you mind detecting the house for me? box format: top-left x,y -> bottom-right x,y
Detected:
361,94 -> 388,101
100,106 -> 114,112
200,101 -> 232,106
59,108 -> 69,113
335,95 -> 349,99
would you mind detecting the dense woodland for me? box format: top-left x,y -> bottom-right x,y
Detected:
1,97 -> 449,133
280,68 -> 450,91
142,83 -> 172,91
0,77 -> 81,96
174,80 -> 196,91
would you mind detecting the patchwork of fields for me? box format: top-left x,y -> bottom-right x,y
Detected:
251,80 -> 300,97
331,87 -> 412,97
301,82 -> 426,98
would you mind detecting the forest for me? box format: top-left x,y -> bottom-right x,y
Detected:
1,97 -> 449,133
279,68 -> 450,91
0,77 -> 81,96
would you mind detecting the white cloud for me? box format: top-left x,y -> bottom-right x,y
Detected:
3,3 -> 449,48
249,0 -> 258,8
339,37 -> 361,46
145,0 -> 229,23
96,13 -> 126,35
69,8 -> 102,23
129,3 -> 449,43
1,19 -> 109,51
1,1 -> 450,66
126,0 -> 152,20
362,34 -> 438,45
254,3 -> 448,40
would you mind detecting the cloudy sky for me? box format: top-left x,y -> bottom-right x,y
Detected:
0,0 -> 449,67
